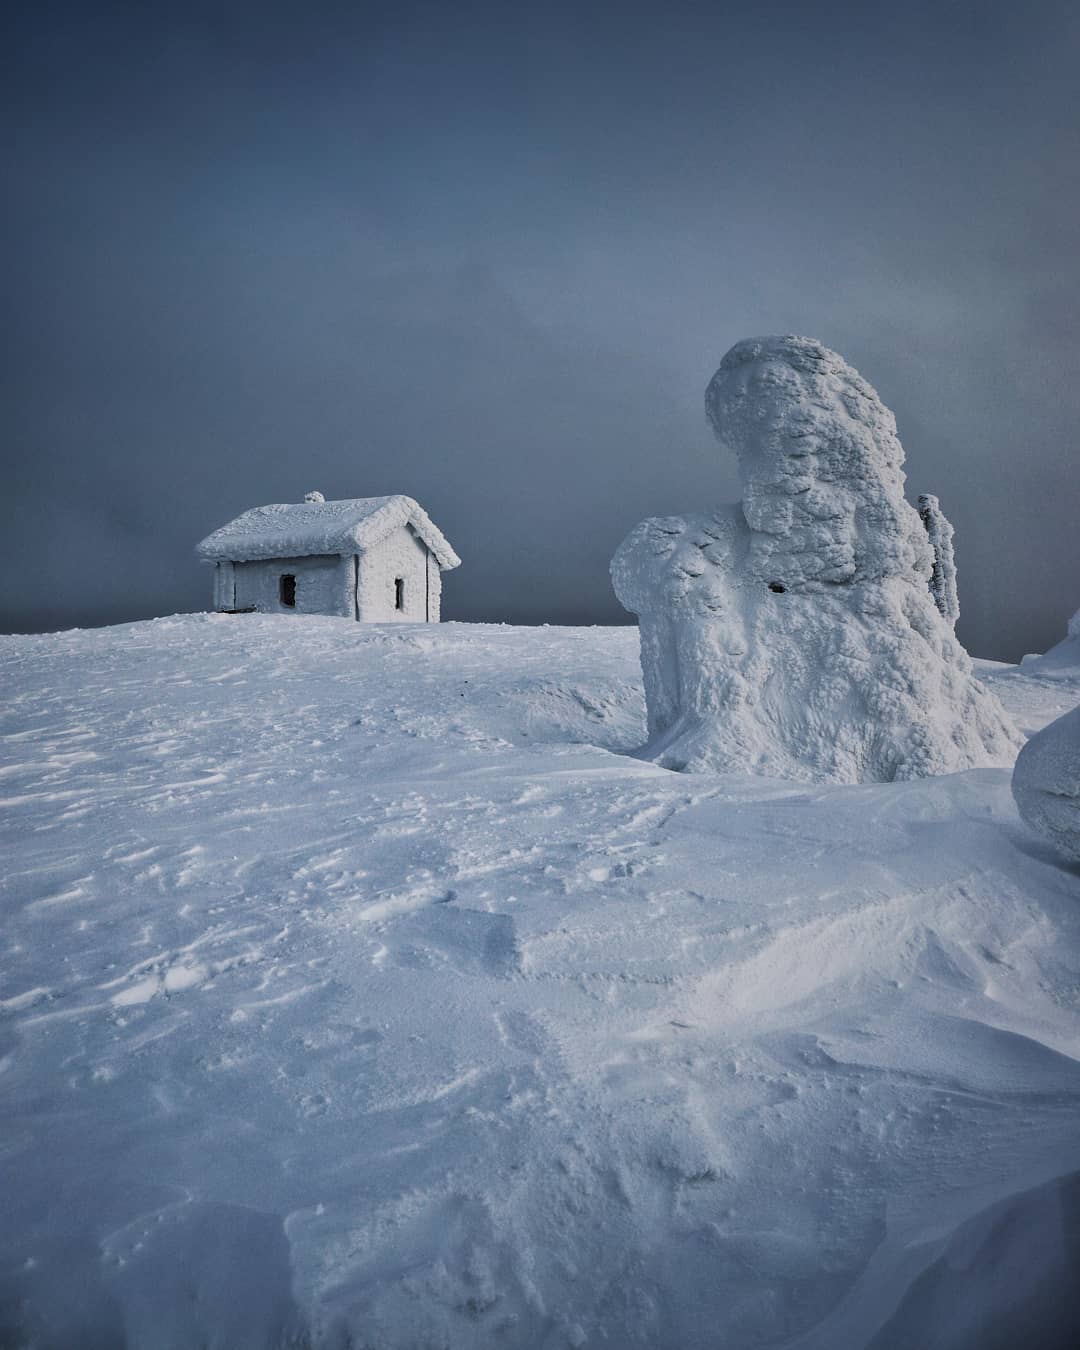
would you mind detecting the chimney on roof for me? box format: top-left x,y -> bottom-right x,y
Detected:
304,491 -> 326,503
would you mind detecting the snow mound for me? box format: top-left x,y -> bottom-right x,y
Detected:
612,335 -> 1020,783
866,1171 -> 1080,1350
1018,608 -> 1080,679
1012,702 -> 1080,862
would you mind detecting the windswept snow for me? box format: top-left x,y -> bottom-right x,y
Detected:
613,336 -> 1019,783
1,614 -> 1079,1349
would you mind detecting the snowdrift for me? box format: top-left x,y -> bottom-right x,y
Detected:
1019,607 -> 1080,679
2,615 -> 1078,1349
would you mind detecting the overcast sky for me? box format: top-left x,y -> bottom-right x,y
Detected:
4,0 -> 1078,658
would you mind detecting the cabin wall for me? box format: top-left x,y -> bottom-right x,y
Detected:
213,526 -> 445,623
357,525 -> 431,621
212,561 -> 236,611
427,549 -> 443,622
231,554 -> 352,617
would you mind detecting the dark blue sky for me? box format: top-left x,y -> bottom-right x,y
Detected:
4,0 -> 1078,658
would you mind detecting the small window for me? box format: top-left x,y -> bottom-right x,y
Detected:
280,574 -> 297,607
394,577 -> 405,611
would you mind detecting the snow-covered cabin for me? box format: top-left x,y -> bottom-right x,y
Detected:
197,493 -> 460,622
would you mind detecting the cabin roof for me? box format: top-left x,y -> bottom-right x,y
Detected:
197,495 -> 460,569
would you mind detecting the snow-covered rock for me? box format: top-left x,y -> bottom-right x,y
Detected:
1012,702 -> 1080,862
612,335 -> 1021,782
917,493 -> 959,627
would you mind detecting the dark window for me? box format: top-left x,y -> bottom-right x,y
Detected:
394,577 -> 405,611
280,574 -> 297,607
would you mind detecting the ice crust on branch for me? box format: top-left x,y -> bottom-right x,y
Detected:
612,335 -> 1020,783
1012,704 -> 1080,862
917,493 -> 959,627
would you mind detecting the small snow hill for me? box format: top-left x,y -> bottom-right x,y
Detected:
2,613 -> 1080,1350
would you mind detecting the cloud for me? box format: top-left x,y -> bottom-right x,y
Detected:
3,0 -> 1078,656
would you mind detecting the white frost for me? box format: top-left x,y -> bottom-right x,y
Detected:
917,492 -> 960,627
612,335 -> 1021,782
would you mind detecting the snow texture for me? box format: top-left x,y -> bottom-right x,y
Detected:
612,335 -> 1020,783
1,615 -> 1078,1350
197,494 -> 460,570
1012,702 -> 1080,862
917,493 -> 959,626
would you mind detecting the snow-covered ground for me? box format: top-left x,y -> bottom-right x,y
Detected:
2,614 -> 1079,1349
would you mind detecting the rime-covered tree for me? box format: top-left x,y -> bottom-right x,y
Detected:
917,493 -> 959,627
611,335 -> 1020,783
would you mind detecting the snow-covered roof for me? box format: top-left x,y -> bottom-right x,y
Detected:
196,495 -> 460,569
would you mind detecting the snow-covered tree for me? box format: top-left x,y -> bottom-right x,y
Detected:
611,335 -> 1020,783
917,493 -> 959,627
